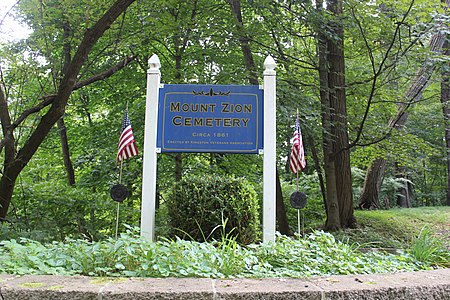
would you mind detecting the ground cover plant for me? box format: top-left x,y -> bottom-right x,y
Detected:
0,226 -> 446,278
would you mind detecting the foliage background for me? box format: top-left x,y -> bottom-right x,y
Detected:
0,0 -> 449,242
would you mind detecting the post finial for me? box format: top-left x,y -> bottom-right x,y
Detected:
264,55 -> 276,75
148,54 -> 161,72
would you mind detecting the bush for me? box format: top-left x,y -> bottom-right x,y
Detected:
5,180 -> 141,242
166,174 -> 260,244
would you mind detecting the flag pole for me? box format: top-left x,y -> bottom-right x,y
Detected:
295,109 -> 300,190
115,102 -> 128,238
302,210 -> 305,236
114,102 -> 138,239
296,159 -> 300,237
115,159 -> 123,239
295,109 -> 301,237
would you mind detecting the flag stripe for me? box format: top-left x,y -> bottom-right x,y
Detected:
289,116 -> 306,174
117,110 -> 138,161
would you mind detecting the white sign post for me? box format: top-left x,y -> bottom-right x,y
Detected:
141,54 -> 277,243
263,55 -> 277,243
140,54 -> 161,240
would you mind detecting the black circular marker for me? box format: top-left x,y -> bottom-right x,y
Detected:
110,184 -> 129,202
290,191 -> 307,209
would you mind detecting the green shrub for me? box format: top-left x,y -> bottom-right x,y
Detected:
166,174 -> 260,244
5,180 -> 141,242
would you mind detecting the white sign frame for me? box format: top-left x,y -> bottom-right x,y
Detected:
140,54 -> 277,243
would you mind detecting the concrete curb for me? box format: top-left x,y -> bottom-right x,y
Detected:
0,269 -> 449,299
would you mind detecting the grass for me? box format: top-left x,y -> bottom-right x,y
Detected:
0,206 -> 448,278
410,225 -> 450,267
333,206 -> 450,249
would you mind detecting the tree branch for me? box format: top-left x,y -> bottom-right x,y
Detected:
11,55 -> 135,130
74,55 -> 135,89
11,0 -> 136,182
348,0 -> 415,149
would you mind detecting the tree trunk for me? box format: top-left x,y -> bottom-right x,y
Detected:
0,174 -> 16,221
0,0 -> 136,220
276,169 -> 293,235
0,86 -> 18,220
306,134 -> 327,212
317,0 -> 355,230
0,149 -> 17,221
395,163 -> 412,208
57,118 -> 76,186
57,20 -> 76,187
227,0 -> 291,233
173,53 -> 183,182
359,5 -> 449,209
317,0 -> 340,231
319,77 -> 341,230
227,0 -> 258,83
396,182 -> 412,208
323,154 -> 340,230
175,153 -> 182,182
441,40 -> 450,206
0,82 -> 17,220
171,0 -> 198,182
359,158 -> 386,209
327,0 -> 355,228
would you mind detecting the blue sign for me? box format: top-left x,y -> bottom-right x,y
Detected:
157,84 -> 263,153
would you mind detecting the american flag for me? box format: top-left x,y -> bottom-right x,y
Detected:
117,109 -> 138,161
289,116 -> 306,174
